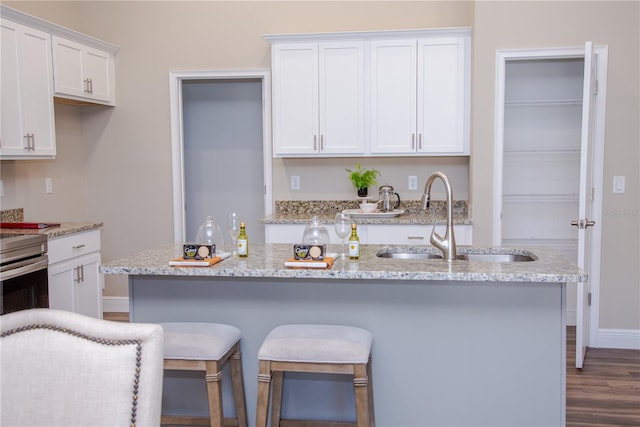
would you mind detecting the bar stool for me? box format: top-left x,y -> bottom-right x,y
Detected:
256,324 -> 375,427
160,322 -> 248,427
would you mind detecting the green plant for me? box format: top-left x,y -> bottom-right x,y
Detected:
345,164 -> 380,190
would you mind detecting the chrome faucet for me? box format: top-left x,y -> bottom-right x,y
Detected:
420,171 -> 456,261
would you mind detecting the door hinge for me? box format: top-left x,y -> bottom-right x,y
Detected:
588,292 -> 592,306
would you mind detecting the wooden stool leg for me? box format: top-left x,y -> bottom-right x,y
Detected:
366,358 -> 375,427
256,360 -> 272,427
270,371 -> 284,427
353,364 -> 371,427
230,347 -> 248,427
205,361 -> 224,427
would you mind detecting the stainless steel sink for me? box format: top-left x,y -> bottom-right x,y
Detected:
455,253 -> 536,262
376,252 -> 444,260
376,248 -> 537,262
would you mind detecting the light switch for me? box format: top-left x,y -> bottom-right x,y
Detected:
613,176 -> 625,194
45,178 -> 53,194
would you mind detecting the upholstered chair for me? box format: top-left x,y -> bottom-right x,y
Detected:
0,308 -> 164,426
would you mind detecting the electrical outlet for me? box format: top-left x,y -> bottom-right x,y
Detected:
408,176 -> 418,190
291,175 -> 300,191
45,178 -> 53,194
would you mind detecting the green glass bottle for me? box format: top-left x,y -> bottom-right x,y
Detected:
237,222 -> 248,257
348,222 -> 359,260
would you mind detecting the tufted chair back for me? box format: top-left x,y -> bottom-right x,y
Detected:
1,309 -> 164,426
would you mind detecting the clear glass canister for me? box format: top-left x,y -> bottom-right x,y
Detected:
195,216 -> 225,248
301,215 -> 330,245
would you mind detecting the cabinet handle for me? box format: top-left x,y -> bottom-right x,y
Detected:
24,134 -> 35,151
313,135 -> 317,151
74,266 -> 80,283
407,236 -> 425,240
418,133 -> 423,150
320,135 -> 324,151
84,78 -> 91,94
411,134 -> 415,150
72,244 -> 86,249
80,265 -> 85,283
88,78 -> 93,94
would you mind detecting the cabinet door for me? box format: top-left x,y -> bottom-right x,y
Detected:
52,36 -> 115,105
82,46 -> 114,103
370,39 -> 417,154
74,253 -> 103,318
272,43 -> 318,155
48,253 -> 103,319
318,41 -> 365,154
417,37 -> 468,154
48,258 -> 77,312
0,19 -> 55,158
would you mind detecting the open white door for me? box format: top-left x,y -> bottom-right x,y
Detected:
575,41 -> 597,368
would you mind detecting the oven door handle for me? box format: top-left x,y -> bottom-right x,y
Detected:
0,255 -> 48,281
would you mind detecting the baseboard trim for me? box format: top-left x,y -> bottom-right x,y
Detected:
102,296 -> 129,313
596,328 -> 640,350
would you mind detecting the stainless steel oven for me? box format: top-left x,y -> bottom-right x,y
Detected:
0,233 -> 49,314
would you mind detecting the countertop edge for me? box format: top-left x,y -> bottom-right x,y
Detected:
100,244 -> 585,284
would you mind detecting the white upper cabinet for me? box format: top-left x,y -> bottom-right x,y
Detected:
272,41 -> 365,156
371,37 -> 469,155
266,28 -> 470,158
0,18 -> 56,159
52,36 -> 116,105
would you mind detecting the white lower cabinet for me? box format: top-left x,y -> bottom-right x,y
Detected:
367,224 -> 472,245
265,224 -> 368,245
265,223 -> 471,246
48,230 -> 103,319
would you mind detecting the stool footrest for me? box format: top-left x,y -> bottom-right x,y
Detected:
280,419 -> 356,427
161,415 -> 240,426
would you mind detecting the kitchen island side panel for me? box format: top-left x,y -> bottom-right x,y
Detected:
129,275 -> 566,426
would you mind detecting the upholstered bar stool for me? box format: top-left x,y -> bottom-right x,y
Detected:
256,324 -> 375,427
160,322 -> 248,427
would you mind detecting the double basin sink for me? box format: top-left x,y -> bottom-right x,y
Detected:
376,248 -> 537,263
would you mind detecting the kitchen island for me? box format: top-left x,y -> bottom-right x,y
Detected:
101,243 -> 584,426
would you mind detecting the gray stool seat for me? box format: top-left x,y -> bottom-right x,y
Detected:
162,322 -> 242,360
258,324 -> 372,363
256,324 -> 375,427
160,322 -> 247,427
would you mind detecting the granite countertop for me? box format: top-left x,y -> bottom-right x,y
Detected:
0,208 -> 102,238
100,243 -> 585,283
260,200 -> 472,225
0,222 -> 103,238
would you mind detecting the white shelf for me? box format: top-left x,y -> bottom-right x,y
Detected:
504,99 -> 582,107
503,194 -> 579,202
504,148 -> 580,154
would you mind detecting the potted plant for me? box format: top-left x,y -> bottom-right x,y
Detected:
346,164 -> 380,197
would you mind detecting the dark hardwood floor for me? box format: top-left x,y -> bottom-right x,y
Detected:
566,327 -> 640,426
105,314 -> 640,425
